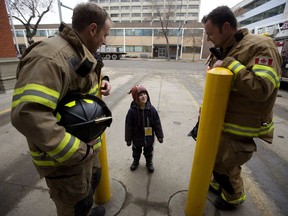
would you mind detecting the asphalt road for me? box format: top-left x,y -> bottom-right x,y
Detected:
0,59 -> 287,215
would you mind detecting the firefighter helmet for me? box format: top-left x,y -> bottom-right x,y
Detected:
54,93 -> 112,142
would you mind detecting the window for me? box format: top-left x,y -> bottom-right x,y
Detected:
142,6 -> 152,10
239,4 -> 285,26
125,29 -> 152,36
121,6 -> 130,10
131,13 -> 141,17
110,29 -> 124,36
188,5 -> 199,9
111,14 -> 119,17
121,13 -> 130,17
131,6 -> 141,10
176,13 -> 186,17
47,29 -> 59,37
125,46 -> 151,52
143,13 -> 152,17
15,30 -> 24,37
188,13 -> 198,17
111,6 -> 119,10
35,30 -> 47,37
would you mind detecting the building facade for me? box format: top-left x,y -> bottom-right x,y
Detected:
90,0 -> 200,23
232,0 -> 288,38
232,0 -> 288,81
14,0 -> 205,60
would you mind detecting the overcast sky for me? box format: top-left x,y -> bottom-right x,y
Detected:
39,0 -> 243,24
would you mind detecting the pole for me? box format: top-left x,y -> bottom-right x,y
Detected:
176,24 -> 181,61
94,132 -> 111,203
94,88 -> 111,204
57,0 -> 63,23
6,0 -> 20,55
176,0 -> 183,61
185,67 -> 233,216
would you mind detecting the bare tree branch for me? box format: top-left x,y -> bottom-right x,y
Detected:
8,0 -> 54,45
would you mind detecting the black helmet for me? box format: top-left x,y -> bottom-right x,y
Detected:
54,93 -> 112,142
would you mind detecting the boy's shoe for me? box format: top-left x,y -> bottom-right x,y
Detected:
130,161 -> 139,171
213,197 -> 240,210
146,163 -> 154,173
90,206 -> 105,216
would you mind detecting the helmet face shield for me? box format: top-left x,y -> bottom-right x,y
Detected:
54,93 -> 112,142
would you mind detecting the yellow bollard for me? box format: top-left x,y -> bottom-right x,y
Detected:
94,83 -> 111,204
185,67 -> 233,216
94,132 -> 112,203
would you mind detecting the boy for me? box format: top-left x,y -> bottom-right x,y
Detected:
125,85 -> 164,173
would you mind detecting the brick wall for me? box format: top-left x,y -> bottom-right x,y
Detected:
0,0 -> 17,58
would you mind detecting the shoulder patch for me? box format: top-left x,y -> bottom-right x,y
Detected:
254,57 -> 273,66
68,56 -> 80,70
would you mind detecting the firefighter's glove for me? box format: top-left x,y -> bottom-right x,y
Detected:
127,141 -> 132,146
188,120 -> 199,141
158,138 -> 163,143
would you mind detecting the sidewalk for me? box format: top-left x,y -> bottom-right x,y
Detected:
0,65 -> 287,216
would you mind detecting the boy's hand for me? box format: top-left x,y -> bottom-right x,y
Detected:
158,138 -> 163,143
127,141 -> 132,146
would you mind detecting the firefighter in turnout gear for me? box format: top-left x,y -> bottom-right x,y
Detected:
125,85 -> 164,173
201,6 -> 282,210
11,3 -> 113,216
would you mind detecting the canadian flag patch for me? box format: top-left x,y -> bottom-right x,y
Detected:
255,57 -> 273,66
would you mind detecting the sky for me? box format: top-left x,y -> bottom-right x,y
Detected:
36,0 -> 243,24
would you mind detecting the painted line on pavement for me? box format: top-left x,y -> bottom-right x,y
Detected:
0,108 -> 11,116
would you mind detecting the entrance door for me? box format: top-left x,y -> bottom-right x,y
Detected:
158,47 -> 166,58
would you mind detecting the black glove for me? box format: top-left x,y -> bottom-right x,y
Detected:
188,120 -> 199,141
127,141 -> 132,146
158,138 -> 163,143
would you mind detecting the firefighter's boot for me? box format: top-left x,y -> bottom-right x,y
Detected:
90,206 -> 105,216
214,193 -> 246,210
209,179 -> 221,195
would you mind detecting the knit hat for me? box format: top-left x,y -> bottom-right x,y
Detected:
129,85 -> 150,103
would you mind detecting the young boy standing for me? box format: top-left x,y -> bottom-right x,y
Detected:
125,85 -> 164,173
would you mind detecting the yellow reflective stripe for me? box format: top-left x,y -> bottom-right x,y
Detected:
12,83 -> 60,109
47,133 -> 81,163
228,60 -> 246,76
252,64 -> 281,88
65,101 -> 76,107
83,99 -> 94,104
210,181 -> 220,191
30,151 -> 57,166
32,158 -> 57,166
92,137 -> 102,150
223,121 -> 274,137
221,193 -> 246,204
89,84 -> 99,96
228,60 -> 246,85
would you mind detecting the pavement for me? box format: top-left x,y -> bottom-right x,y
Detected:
0,60 -> 287,216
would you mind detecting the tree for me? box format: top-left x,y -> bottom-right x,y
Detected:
7,0 -> 54,45
151,0 -> 176,60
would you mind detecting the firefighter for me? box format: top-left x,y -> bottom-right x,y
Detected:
201,6 -> 282,210
11,3 -> 112,216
